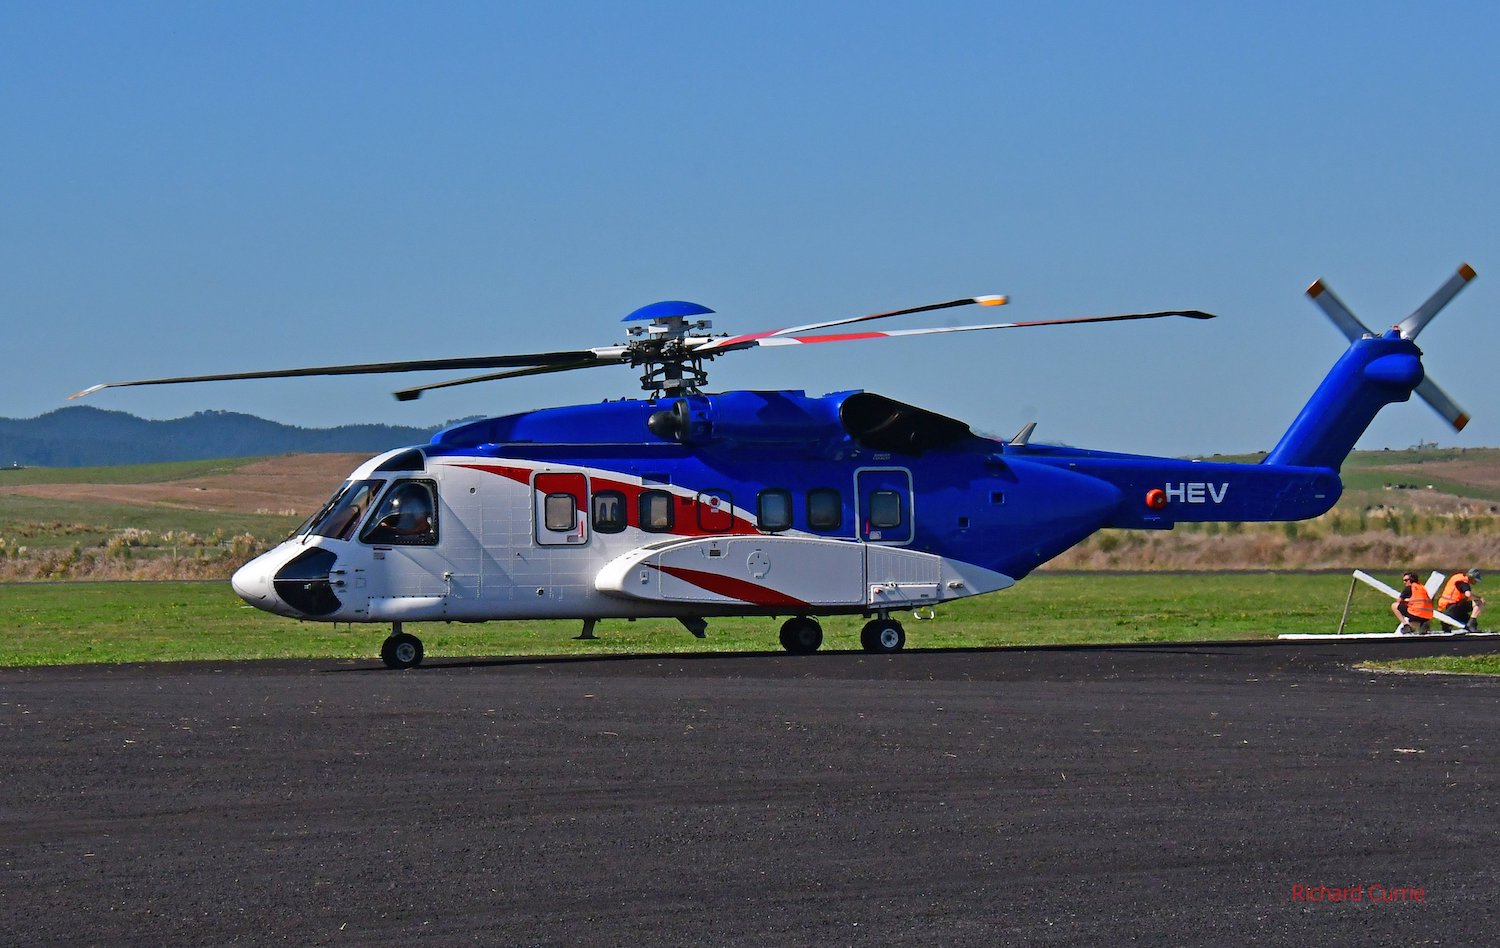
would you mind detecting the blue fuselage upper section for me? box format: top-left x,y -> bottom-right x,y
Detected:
424,390 -> 1342,580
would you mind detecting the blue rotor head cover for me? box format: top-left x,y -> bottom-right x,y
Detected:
622,300 -> 715,322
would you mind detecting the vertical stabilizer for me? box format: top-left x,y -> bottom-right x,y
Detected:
1264,332 -> 1422,469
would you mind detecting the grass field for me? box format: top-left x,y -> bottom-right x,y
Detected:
0,457 -> 267,486
2,447 -> 1496,674
3,571 -> 1478,669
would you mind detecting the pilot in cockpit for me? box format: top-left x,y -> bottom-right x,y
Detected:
383,484 -> 432,535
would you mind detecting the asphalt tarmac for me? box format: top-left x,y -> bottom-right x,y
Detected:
3,638 -> 1498,946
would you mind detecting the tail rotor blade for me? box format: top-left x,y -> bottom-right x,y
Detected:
1397,263 -> 1477,340
1414,375 -> 1471,432
1306,279 -> 1374,342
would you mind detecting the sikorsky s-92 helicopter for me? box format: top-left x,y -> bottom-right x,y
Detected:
73,264 -> 1478,668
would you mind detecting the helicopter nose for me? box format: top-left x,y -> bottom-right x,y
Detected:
231,554 -> 273,603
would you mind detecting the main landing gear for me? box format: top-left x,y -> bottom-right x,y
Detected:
779,616 -> 823,654
775,615 -> 909,654
859,617 -> 906,654
380,622 -> 424,670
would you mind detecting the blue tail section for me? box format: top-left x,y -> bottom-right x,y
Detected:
1263,330 -> 1423,470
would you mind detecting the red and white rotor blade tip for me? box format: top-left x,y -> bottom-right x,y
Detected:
721,310 -> 1215,350
695,295 -> 1008,354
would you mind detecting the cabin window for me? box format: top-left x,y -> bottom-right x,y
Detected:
592,490 -> 626,533
306,479 -> 385,540
807,488 -> 842,531
544,493 -> 577,532
758,489 -> 792,533
639,489 -> 675,533
869,490 -> 902,530
361,480 -> 438,546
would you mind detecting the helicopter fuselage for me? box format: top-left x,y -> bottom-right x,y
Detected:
230,389 -> 1343,632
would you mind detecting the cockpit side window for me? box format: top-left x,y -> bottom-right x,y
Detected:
305,479 -> 385,540
360,480 -> 439,546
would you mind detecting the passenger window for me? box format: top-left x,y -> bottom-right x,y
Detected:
639,489 -> 674,533
544,493 -> 577,531
758,489 -> 792,532
807,488 -> 842,531
592,490 -> 626,534
361,480 -> 438,546
869,490 -> 902,529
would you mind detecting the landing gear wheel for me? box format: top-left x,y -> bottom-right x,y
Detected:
381,631 -> 424,669
860,619 -> 906,653
779,616 -> 823,654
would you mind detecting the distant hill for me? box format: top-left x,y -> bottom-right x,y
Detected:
0,406 -> 454,467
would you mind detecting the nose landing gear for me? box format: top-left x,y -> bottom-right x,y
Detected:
380,623 -> 424,669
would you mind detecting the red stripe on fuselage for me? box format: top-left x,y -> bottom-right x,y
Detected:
451,463 -> 533,485
449,462 -> 761,537
649,563 -> 810,608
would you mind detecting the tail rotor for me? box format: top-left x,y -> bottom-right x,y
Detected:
1306,263 -> 1478,432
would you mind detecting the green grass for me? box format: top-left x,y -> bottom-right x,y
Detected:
0,572 -> 1454,668
0,457 -> 267,485
1338,471 -> 1500,501
1358,654 -> 1500,676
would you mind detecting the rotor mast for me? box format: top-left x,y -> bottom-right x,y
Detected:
621,301 -> 717,397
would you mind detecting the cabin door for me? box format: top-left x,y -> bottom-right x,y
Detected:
361,477 -> 481,611
533,472 -> 589,546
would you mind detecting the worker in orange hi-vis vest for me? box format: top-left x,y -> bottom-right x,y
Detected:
1436,568 -> 1485,633
1392,571 -> 1434,635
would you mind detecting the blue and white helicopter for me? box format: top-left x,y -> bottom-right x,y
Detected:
74,265 -> 1477,667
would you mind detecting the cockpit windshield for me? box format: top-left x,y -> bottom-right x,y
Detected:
302,479 -> 385,540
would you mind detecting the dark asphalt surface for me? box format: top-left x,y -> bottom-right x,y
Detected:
3,639 -> 1498,946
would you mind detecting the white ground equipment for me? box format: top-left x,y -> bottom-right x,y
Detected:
1278,570 -> 1486,640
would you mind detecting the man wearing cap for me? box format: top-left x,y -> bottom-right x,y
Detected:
1436,568 -> 1485,633
1392,571 -> 1434,635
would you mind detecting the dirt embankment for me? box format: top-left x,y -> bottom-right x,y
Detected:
0,454 -> 366,516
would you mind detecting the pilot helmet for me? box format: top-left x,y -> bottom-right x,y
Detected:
389,486 -> 431,528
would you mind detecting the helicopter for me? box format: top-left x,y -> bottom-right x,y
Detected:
73,264 -> 1478,668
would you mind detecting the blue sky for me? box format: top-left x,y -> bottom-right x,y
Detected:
3,0 -> 1496,457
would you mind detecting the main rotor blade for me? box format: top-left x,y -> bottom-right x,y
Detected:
1414,375 -> 1471,432
695,295 -> 1009,354
393,358 -> 618,401
1305,279 -> 1374,343
719,310 -> 1215,350
69,349 -> 601,400
1397,263 -> 1477,340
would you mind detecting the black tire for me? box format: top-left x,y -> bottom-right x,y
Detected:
779,617 -> 823,654
381,631 -> 424,669
860,619 -> 906,653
